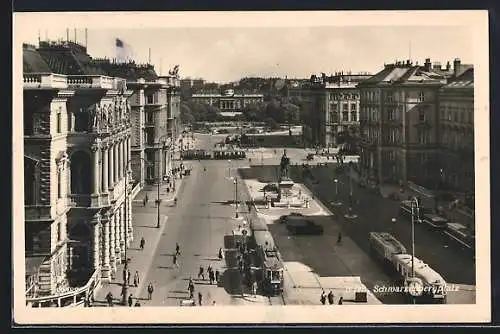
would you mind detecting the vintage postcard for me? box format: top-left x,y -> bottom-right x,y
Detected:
12,10 -> 490,324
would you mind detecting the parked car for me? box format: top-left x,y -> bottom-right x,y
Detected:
286,219 -> 324,235
278,212 -> 304,224
422,213 -> 449,230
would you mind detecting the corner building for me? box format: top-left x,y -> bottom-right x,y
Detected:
23,41 -> 135,305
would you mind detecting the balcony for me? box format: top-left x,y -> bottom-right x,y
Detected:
23,73 -> 68,89
67,75 -> 117,89
25,205 -> 52,221
26,268 -> 101,308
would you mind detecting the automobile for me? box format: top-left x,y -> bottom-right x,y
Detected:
278,212 -> 304,224
262,183 -> 279,193
444,222 -> 475,250
286,219 -> 324,235
422,213 -> 449,229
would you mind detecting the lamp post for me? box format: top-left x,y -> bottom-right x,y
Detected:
410,196 -> 420,304
227,159 -> 232,179
332,179 -> 342,206
234,177 -> 239,218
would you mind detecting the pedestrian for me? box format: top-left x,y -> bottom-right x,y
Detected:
175,243 -> 181,256
134,301 -> 141,307
127,269 -> 131,286
215,270 -> 220,283
209,270 -> 215,285
337,232 -> 342,244
327,291 -> 334,305
218,247 -> 223,260
106,291 -> 113,307
134,270 -> 140,287
188,282 -> 195,299
143,197 -> 147,207
173,254 -> 179,268
212,301 -> 216,306
147,282 -> 154,300
140,237 -> 145,250
128,294 -> 133,307
145,193 -> 149,204
338,297 -> 343,305
198,292 -> 203,306
198,265 -> 205,280
252,281 -> 257,297
320,290 -> 326,305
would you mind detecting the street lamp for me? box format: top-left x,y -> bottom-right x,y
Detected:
409,196 -> 420,304
332,179 -> 342,206
234,177 -> 239,218
227,159 -> 232,179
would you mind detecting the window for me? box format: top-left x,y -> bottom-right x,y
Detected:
57,168 -> 62,199
343,112 -> 349,122
386,92 -> 393,102
418,91 -> 425,102
419,109 -> 426,122
389,128 -> 397,144
56,112 -> 61,133
343,104 -> 348,112
351,103 -> 357,111
418,129 -> 429,144
146,112 -> 154,124
350,110 -> 357,122
146,94 -> 154,104
332,104 -> 338,112
388,108 -> 395,121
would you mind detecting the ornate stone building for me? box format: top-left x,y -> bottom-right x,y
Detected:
358,58 -> 473,189
23,41 -> 135,304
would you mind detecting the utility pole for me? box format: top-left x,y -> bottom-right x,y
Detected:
235,177 -> 239,218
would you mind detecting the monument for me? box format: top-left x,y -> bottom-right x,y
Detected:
278,149 -> 295,197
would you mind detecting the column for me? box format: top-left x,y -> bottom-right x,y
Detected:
109,214 -> 116,274
114,213 -> 121,264
121,204 -> 127,249
109,142 -> 115,189
91,145 -> 100,194
114,144 -> 119,185
128,196 -> 133,242
119,205 -> 125,255
101,215 -> 110,279
121,139 -> 125,179
118,139 -> 123,180
92,215 -> 100,271
102,146 -> 109,193
126,136 -> 130,173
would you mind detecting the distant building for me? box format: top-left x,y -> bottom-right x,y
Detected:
191,89 -> 264,117
357,58 -> 473,190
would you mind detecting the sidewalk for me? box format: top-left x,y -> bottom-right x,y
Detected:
93,176 -> 185,307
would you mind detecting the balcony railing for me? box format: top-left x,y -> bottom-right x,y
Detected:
67,75 -> 116,89
26,268 -> 101,308
23,73 -> 68,89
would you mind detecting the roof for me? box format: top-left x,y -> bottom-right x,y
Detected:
359,64 -> 447,87
442,67 -> 474,89
23,47 -> 51,73
250,218 -> 269,232
369,232 -> 407,254
394,254 -> 446,285
253,230 -> 276,249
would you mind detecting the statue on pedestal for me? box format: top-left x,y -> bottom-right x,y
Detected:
279,149 -> 291,182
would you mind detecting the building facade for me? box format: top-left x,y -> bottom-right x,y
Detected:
24,41 -> 135,302
358,58 -> 473,190
191,89 -> 264,115
437,68 -> 474,193
22,40 -> 180,305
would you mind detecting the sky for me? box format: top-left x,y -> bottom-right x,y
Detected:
16,13 -> 478,83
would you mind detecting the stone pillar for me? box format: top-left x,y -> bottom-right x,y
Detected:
101,215 -> 110,280
91,145 -> 100,194
119,205 -> 125,255
121,204 -> 127,249
127,136 -> 131,172
118,138 -> 123,180
128,196 -> 133,242
109,143 -> 115,189
109,214 -> 116,274
114,144 -> 119,185
102,146 -> 109,193
92,215 -> 101,271
114,213 -> 121,264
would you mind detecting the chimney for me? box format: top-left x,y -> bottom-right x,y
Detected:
453,58 -> 461,77
424,58 -> 431,71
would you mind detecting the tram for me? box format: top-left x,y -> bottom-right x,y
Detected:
252,230 -> 284,296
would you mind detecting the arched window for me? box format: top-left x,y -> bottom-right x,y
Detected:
70,151 -> 91,194
24,156 -> 39,205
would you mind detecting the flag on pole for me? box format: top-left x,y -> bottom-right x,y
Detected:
115,38 -> 133,63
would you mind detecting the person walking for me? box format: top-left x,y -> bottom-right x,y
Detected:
198,265 -> 205,280
134,270 -> 140,287
338,297 -> 343,305
327,291 -> 334,305
209,269 -> 215,285
215,270 -> 220,284
147,282 -> 154,300
128,294 -> 133,307
106,291 -> 113,307
337,232 -> 342,245
198,292 -> 203,306
173,254 -> 179,268
218,247 -> 224,260
127,269 -> 131,286
175,243 -> 181,256
145,193 -> 149,205
320,290 -> 326,305
188,280 -> 195,299
140,237 -> 146,251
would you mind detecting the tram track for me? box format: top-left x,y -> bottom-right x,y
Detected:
268,292 -> 286,306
